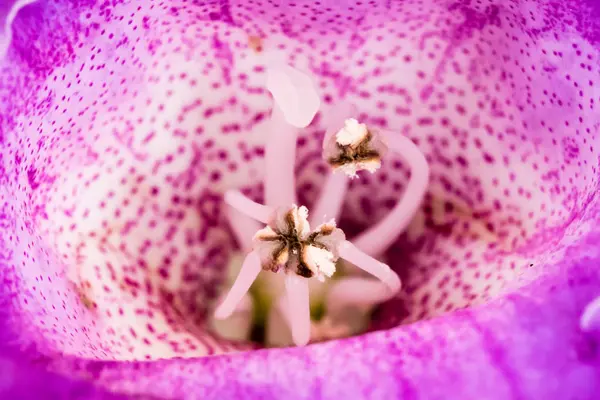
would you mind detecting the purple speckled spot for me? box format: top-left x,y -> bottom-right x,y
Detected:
1,0 -> 600,398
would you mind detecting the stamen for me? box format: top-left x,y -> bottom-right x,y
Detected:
310,316 -> 353,342
224,191 -> 271,224
252,204 -> 344,280
211,287 -> 254,341
321,114 -> 430,257
264,65 -> 320,207
323,118 -> 388,178
293,117 -> 426,334
351,132 -> 430,256
308,107 -> 356,226
580,295 -> 600,332
217,190 -> 402,346
325,277 -> 398,315
308,171 -> 348,227
214,251 -> 261,320
338,240 -> 401,292
284,274 -> 311,346
225,206 -> 261,252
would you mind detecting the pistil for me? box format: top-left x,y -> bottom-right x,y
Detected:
264,64 -> 320,208
217,64 -> 320,332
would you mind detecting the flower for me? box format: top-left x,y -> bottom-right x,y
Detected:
1,0 -> 600,399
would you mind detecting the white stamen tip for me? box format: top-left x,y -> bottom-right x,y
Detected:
336,119 -> 369,146
337,160 -> 382,179
266,64 -> 320,128
580,295 -> 600,332
304,245 -> 336,280
323,118 -> 387,178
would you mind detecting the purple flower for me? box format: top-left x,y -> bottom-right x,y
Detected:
1,0 -> 600,398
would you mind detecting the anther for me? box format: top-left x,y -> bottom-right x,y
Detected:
305,112 -> 430,328
323,118 -> 388,178
320,116 -> 429,256
217,191 -> 401,346
352,131 -> 429,256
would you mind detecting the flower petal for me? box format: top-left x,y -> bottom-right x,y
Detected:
0,0 -> 37,59
0,0 -> 599,383
1,0 -> 271,360
5,228 -> 599,399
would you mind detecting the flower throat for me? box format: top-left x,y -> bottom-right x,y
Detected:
211,63 -> 430,347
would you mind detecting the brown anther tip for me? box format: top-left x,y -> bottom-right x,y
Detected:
327,129 -> 382,169
319,224 -> 335,235
253,205 -> 342,280
255,233 -> 280,242
296,262 -> 314,278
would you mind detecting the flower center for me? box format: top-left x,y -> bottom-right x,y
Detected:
211,64 -> 426,347
252,204 -> 342,280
